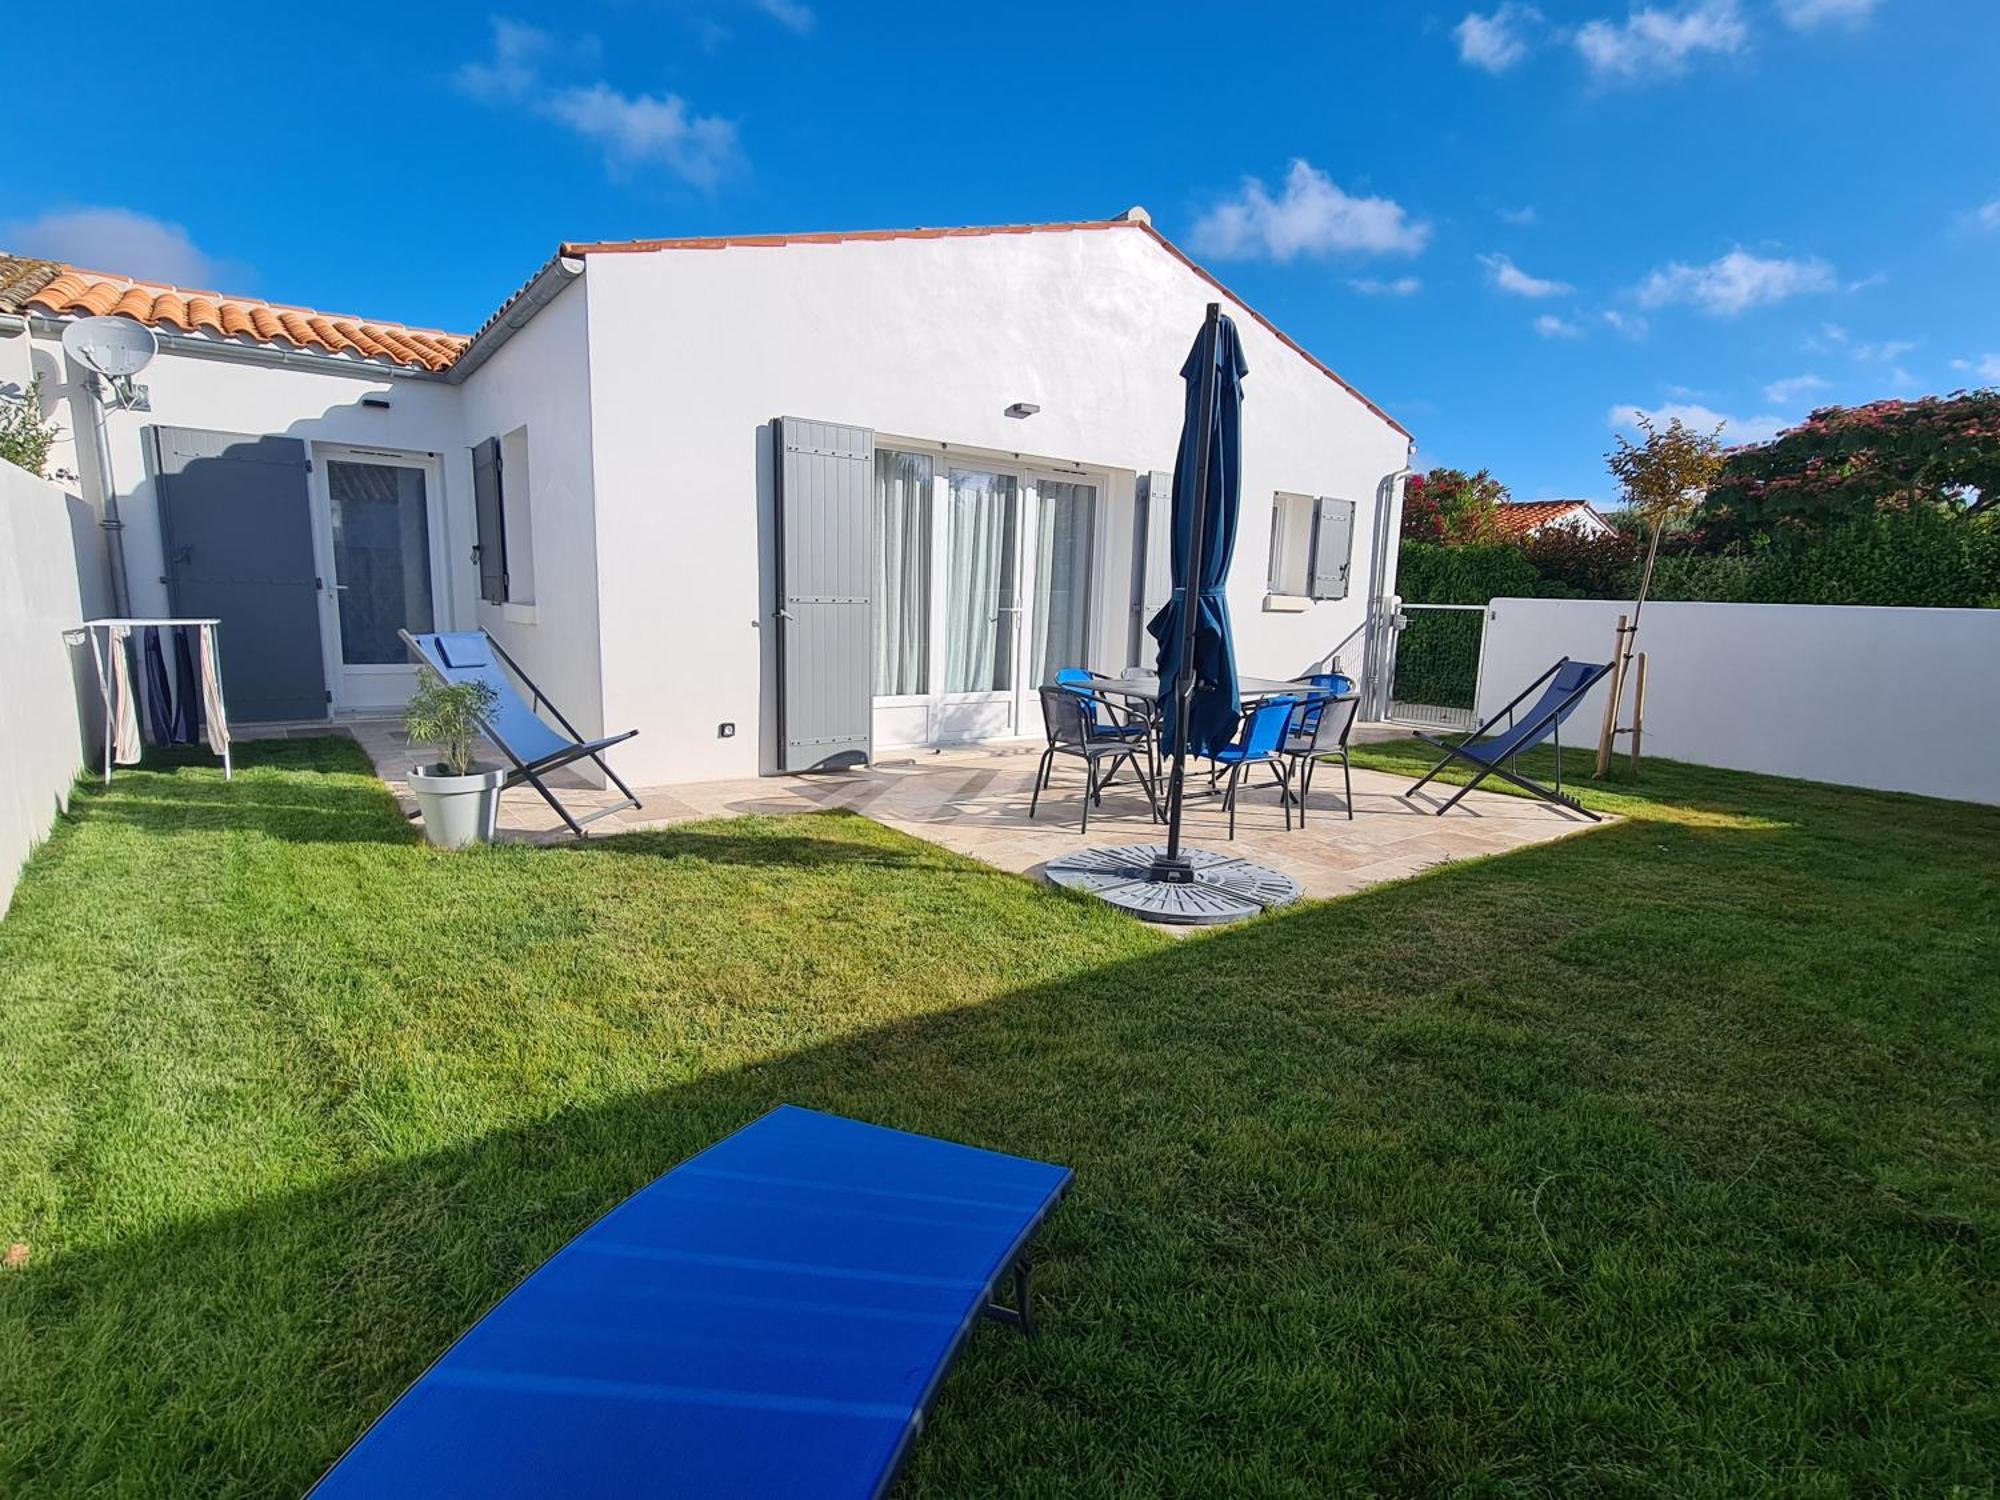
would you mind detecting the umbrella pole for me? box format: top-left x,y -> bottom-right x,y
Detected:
1155,302 -> 1222,882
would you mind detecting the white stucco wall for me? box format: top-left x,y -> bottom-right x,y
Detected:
582,225 -> 1412,784
1479,596 -> 2000,805
455,277 -> 605,749
22,330 -> 473,702
0,463 -> 108,915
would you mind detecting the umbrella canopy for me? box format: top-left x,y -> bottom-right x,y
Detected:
1148,311 -> 1249,757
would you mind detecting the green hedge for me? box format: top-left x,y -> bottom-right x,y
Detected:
1401,511 -> 2000,610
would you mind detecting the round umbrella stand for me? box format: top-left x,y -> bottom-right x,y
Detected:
1044,844 -> 1300,926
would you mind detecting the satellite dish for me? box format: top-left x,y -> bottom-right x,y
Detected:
63,315 -> 158,379
63,315 -> 157,410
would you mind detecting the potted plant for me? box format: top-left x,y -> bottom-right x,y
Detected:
405,677 -> 504,848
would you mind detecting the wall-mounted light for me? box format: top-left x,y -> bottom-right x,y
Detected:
1004,402 -> 1040,419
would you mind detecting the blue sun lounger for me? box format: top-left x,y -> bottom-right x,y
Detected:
1406,656 -> 1612,820
402,629 -> 640,837
309,1107 -> 1072,1500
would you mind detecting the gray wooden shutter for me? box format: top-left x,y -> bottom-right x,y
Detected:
1130,470 -> 1173,665
1309,497 -> 1356,600
152,426 -> 328,721
774,417 -> 874,771
472,437 -> 507,604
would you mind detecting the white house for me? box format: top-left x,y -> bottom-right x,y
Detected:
1,210 -> 1414,787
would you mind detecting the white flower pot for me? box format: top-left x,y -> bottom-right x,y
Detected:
409,762 -> 506,849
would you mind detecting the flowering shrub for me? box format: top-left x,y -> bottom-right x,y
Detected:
1703,389 -> 2000,545
1401,467 -> 1509,543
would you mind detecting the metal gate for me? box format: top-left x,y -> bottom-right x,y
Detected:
1387,603 -> 1487,732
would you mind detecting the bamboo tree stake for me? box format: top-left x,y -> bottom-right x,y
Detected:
1594,613 -> 1629,778
1629,652 -> 1648,773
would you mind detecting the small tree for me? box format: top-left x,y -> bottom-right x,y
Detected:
0,375 -> 63,478
404,678 -> 498,776
1608,413 -> 1729,627
1599,414 -> 1728,773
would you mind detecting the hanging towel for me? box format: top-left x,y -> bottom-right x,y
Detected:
142,628 -> 175,745
170,626 -> 201,743
198,624 -> 230,759
108,625 -> 143,765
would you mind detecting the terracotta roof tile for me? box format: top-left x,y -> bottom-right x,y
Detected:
0,253 -> 469,372
0,255 -> 63,312
1495,500 -> 1608,537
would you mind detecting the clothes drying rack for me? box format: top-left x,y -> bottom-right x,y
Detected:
67,618 -> 232,785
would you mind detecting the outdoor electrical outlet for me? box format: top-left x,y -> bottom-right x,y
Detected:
718,722 -> 736,738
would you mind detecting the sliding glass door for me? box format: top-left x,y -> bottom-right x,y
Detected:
870,449 -> 1100,746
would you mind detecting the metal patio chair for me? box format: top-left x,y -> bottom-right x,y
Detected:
1405,657 -> 1610,820
1029,685 -> 1159,833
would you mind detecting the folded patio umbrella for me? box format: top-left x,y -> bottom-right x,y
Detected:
1148,311 -> 1248,758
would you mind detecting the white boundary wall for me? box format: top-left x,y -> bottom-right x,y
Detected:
0,465 -> 108,914
1479,597 -> 2000,806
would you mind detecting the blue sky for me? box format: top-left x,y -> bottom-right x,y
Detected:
4,0 -> 1995,501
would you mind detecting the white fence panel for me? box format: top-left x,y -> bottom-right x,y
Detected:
0,465 -> 107,914
1480,597 -> 2000,806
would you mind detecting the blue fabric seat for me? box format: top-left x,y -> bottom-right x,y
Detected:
1202,694 -> 1297,838
1407,657 -> 1611,819
402,630 -> 641,837
310,1107 -> 1071,1500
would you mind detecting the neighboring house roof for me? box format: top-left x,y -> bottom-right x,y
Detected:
0,253 -> 470,373
0,215 -> 1409,437
1494,500 -> 1614,538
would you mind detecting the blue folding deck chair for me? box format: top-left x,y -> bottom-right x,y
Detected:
1406,656 -> 1611,820
309,1106 -> 1072,1500
402,630 -> 641,838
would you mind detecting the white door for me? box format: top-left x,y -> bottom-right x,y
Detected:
312,447 -> 446,712
934,467 -> 1023,742
869,450 -> 1102,748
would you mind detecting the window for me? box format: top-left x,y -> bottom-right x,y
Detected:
1267,492 -> 1357,601
873,448 -> 931,695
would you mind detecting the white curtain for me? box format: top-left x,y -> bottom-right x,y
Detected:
1031,481 -> 1095,688
873,451 -> 931,696
944,470 -> 1018,694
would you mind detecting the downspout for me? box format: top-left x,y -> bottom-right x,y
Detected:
1364,448 -> 1415,722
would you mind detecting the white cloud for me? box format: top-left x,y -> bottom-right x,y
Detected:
1950,355 -> 2000,383
1973,199 -> 2000,231
1498,204 -> 1539,226
1575,0 -> 1749,83
1348,276 -> 1423,296
1852,338 -> 1916,363
1763,373 -> 1828,405
1535,314 -> 1584,339
1455,5 -> 1542,72
1608,401 -> 1785,445
1479,252 -> 1572,297
0,206 -> 236,286
1190,160 -> 1430,261
544,84 -> 739,186
1775,0 -> 1879,28
456,18 -> 738,187
1635,247 -> 1836,316
749,0 -> 814,34
1603,308 -> 1650,339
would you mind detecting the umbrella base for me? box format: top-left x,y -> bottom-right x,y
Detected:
1044,844 -> 1301,925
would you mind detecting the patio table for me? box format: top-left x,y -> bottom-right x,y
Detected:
1070,673 -> 1328,704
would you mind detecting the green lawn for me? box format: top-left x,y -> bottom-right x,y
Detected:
2,736 -> 1995,1497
